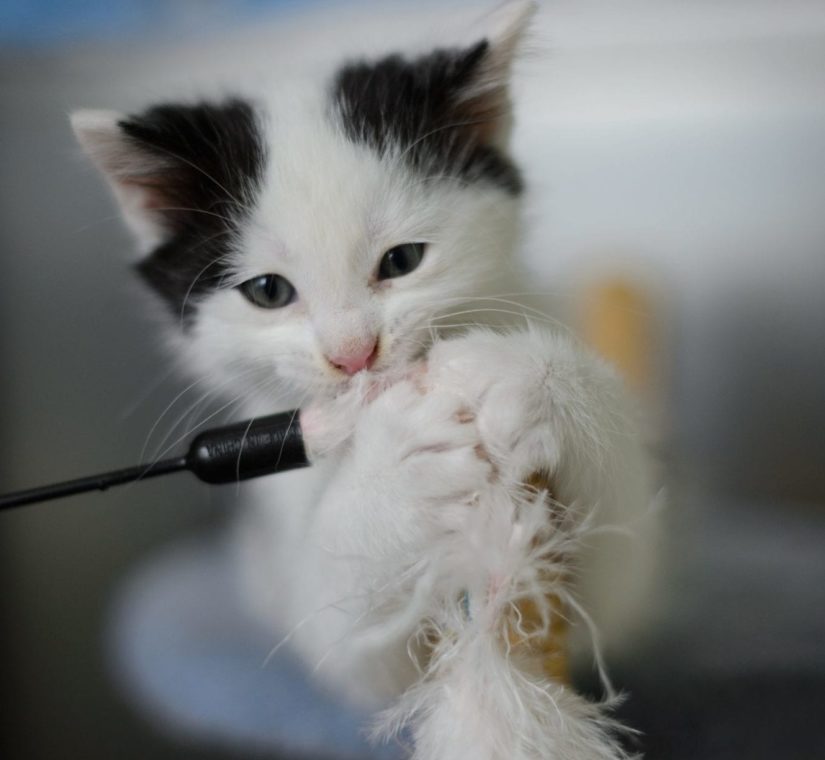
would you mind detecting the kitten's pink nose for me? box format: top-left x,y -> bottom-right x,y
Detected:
326,339 -> 378,375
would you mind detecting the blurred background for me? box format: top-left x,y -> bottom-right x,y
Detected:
1,1 -> 824,758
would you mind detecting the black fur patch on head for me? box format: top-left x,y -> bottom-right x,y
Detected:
332,41 -> 522,195
118,99 -> 266,321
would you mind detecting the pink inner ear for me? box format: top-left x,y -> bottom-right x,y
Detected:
120,175 -> 174,213
459,86 -> 510,146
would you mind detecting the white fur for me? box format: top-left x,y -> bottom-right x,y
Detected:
372,477 -> 634,760
74,2 -> 656,757
292,328 -> 650,758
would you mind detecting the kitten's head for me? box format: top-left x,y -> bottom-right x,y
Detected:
72,1 -> 534,409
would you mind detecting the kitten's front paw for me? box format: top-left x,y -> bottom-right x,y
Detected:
346,379 -> 494,557
426,332 -> 572,482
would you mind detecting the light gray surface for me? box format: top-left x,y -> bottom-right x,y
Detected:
0,49 -> 246,760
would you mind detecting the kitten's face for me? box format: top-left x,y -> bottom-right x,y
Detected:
73,7 -> 531,410
190,95 -> 521,408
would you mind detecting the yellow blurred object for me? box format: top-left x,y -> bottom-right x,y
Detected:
581,278 -> 655,396
507,470 -> 570,684
507,594 -> 570,682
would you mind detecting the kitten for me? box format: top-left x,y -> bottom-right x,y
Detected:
73,2 -> 652,757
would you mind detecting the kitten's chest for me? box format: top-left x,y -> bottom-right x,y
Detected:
243,455 -> 338,541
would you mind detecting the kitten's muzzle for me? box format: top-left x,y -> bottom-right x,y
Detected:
326,337 -> 379,376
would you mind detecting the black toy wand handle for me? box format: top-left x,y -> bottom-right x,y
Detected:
0,410 -> 308,512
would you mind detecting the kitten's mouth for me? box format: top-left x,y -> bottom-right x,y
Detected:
328,334 -> 431,397
331,349 -> 426,396
330,362 -> 426,407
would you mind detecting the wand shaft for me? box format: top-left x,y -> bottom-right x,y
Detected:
0,457 -> 187,511
0,410 -> 307,512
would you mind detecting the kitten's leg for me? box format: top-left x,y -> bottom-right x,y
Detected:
292,379 -> 496,707
372,328 -> 654,759
373,477 -> 636,760
425,327 -> 656,651
300,329 -> 654,754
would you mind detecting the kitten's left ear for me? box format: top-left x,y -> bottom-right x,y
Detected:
459,0 -> 537,146
334,0 -> 535,190
467,0 -> 536,88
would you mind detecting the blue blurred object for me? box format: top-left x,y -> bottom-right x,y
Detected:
109,533 -> 405,759
0,0 -> 311,47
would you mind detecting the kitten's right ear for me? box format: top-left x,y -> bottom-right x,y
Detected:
71,109 -> 171,252
71,99 -> 265,257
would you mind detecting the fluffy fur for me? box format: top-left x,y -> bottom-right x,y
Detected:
72,2 -> 654,757
298,328 -> 648,758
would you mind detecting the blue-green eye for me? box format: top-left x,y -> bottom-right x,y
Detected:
238,274 -> 296,309
377,243 -> 426,281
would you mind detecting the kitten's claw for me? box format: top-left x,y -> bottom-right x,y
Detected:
455,408 -> 475,424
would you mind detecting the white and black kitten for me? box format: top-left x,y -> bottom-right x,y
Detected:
73,2 -> 652,758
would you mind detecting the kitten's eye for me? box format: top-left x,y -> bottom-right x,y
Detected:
238,274 -> 296,309
377,243 -> 426,281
